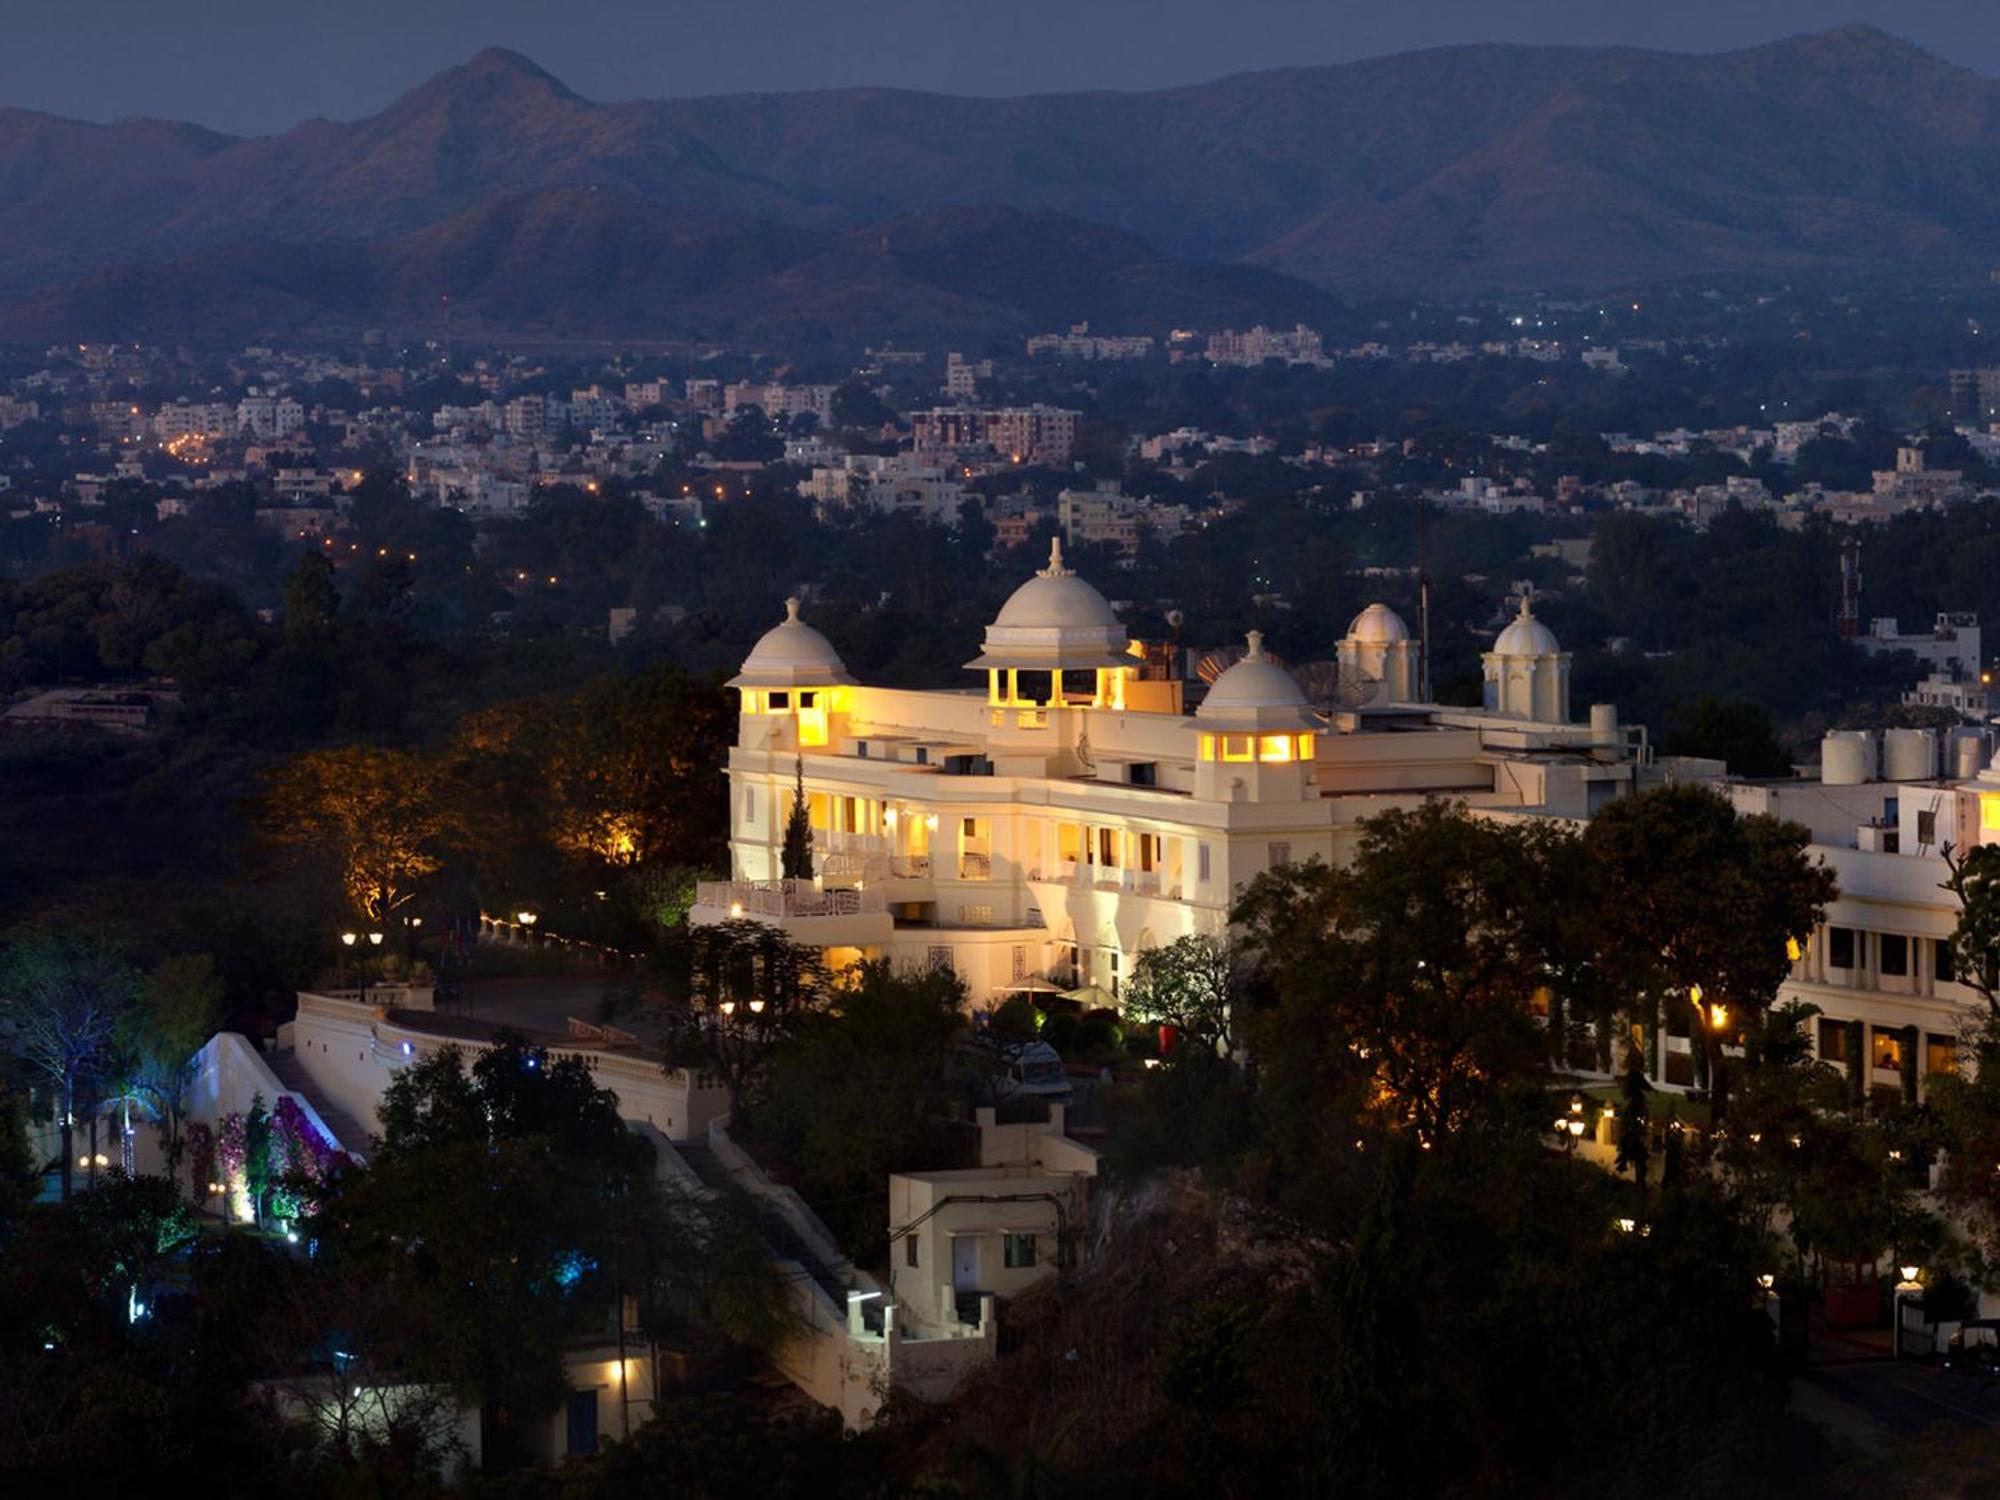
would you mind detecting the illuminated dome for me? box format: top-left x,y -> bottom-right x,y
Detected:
1346,602 -> 1410,644
728,597 -> 855,689
1491,597 -> 1560,657
967,538 -> 1130,671
1197,632 -> 1319,729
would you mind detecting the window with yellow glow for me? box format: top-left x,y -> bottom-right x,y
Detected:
1257,733 -> 1312,763
1982,793 -> 2000,834
1199,734 -> 1216,760
1221,735 -> 1255,762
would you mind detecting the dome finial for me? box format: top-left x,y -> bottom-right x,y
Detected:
1245,629 -> 1266,660
1041,536 -> 1071,577
784,596 -> 802,623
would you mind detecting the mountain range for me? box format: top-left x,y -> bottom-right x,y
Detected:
2,25 -> 1997,346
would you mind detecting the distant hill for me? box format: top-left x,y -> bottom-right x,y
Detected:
0,193 -> 1343,348
2,26 -> 1998,342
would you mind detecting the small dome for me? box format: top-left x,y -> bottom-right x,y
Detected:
1346,602 -> 1410,644
1197,632 -> 1319,728
728,597 -> 855,688
991,538 -> 1121,632
1491,597 -> 1560,657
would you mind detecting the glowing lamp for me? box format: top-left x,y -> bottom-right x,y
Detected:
1616,1218 -> 1637,1234
719,1000 -> 737,1017
1708,1002 -> 1729,1032
341,932 -> 358,947
729,902 -> 744,919
1757,1273 -> 1775,1291
749,998 -> 766,1014
1566,1118 -> 1585,1138
517,910 -> 538,926
367,932 -> 383,946
1786,937 -> 1803,963
1900,1265 -> 1922,1285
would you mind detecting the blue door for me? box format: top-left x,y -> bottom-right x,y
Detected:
566,1389 -> 599,1456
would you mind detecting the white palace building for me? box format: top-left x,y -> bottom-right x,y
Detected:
693,543 -> 2000,1108
693,541 -> 1652,1000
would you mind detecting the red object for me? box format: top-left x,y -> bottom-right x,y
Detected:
1158,1024 -> 1179,1055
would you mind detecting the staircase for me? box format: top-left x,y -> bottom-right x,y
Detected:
267,1052 -> 372,1155
672,1137 -> 849,1309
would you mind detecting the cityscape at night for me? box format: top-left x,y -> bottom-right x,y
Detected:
9,4 -> 2000,1495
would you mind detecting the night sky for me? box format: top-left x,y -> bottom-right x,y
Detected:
6,0 -> 1997,135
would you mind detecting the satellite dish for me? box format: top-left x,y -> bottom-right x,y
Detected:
1295,659 -> 1376,713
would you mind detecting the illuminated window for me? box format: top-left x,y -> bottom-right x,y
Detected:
1983,792 -> 2000,834
1928,1034 -> 1958,1076
1258,734 -> 1295,763
1871,1030 -> 1903,1071
1221,735 -> 1255,762
1199,734 -> 1217,760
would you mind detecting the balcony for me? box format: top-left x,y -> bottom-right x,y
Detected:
691,879 -> 893,948
1031,863 -> 1184,901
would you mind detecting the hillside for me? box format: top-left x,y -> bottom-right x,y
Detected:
0,192 -> 1343,347
1,26 -> 1997,341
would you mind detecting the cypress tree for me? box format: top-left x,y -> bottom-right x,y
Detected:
781,755 -> 814,881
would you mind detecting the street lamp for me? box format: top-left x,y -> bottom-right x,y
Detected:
1894,1265 -> 1926,1359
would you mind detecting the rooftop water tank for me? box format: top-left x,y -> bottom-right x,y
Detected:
1882,727 -> 1937,783
1950,726 -> 1992,781
1821,730 -> 1876,786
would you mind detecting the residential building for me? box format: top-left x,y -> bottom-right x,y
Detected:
911,406 -> 1079,467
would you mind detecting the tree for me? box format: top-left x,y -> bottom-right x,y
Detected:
323,1034 -> 778,1464
1664,697 -> 1794,779
1124,933 -> 1242,1056
657,922 -> 831,1127
257,745 -> 447,924
761,961 -> 967,1253
780,756 -> 814,881
1234,805 -> 1553,1145
1,937 -> 138,1200
117,954 -> 224,1190
1585,784 -> 1835,1117
1941,841 -> 2000,1015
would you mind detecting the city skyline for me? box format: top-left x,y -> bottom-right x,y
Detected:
4,1 -> 1995,135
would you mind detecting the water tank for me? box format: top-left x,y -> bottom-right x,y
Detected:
1821,730 -> 1876,786
1950,727 -> 1992,781
1589,702 -> 1619,749
1883,727 -> 1937,783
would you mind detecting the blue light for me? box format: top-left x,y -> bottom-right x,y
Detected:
553,1250 -> 598,1289
402,1041 -> 413,1056
526,1057 -> 539,1070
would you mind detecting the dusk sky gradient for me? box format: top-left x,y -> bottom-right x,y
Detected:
6,0 -> 1999,135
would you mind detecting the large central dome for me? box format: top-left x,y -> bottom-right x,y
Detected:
967,539 -> 1130,671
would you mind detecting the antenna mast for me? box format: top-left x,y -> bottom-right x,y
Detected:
1838,538 -> 1862,638
1416,495 -> 1433,702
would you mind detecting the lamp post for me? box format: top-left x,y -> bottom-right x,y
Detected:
1894,1265 -> 1926,1359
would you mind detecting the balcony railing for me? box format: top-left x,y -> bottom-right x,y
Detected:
1033,861 -> 1181,900
959,851 -> 992,880
697,880 -> 887,920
